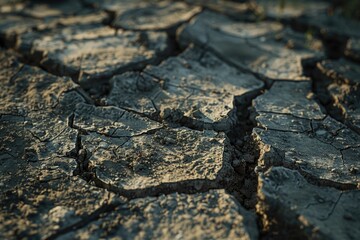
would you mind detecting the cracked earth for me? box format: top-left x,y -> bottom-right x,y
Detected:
0,0 -> 359,239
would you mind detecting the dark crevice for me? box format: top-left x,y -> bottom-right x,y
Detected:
309,60 -> 360,135
219,76 -> 267,238
225,86 -> 266,211
69,132 -> 94,182
302,55 -> 356,133
66,116 -> 88,170
67,112 -> 75,128
92,177 -> 230,200
102,10 -> 117,27
165,30 -> 184,57
74,132 -> 83,156
320,33 -> 349,60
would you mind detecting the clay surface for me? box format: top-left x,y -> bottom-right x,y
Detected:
1,1 -> 359,239
178,11 -> 322,81
107,47 -> 264,130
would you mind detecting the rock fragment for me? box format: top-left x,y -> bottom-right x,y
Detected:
255,113 -> 312,133
0,0 -> 25,14
16,25 -> 170,86
184,0 -> 259,20
110,1 -> 201,31
19,0 -> 85,19
73,103 -> 163,137
108,47 -> 264,130
256,0 -> 329,20
311,116 -> 360,150
178,11 -> 321,81
0,54 -> 78,114
254,128 -> 360,187
252,81 -> 360,187
84,0 -> 201,31
81,127 -> 234,196
0,11 -> 108,48
253,81 -> 325,120
257,167 -> 360,240
0,49 -> 115,240
0,1 -> 359,239
314,58 -> 360,134
0,50 -> 85,190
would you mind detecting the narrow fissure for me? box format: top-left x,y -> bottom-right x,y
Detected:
223,79 -> 268,239
309,64 -> 360,135
2,1 -> 360,239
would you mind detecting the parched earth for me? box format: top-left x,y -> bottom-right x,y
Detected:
0,0 -> 359,239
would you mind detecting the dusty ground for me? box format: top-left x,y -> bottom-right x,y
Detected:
0,0 -> 359,239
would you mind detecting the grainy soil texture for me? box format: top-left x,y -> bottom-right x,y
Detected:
0,0 -> 359,239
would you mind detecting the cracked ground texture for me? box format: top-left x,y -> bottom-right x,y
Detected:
0,0 -> 359,239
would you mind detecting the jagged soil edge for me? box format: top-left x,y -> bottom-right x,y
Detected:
53,64 -> 268,239
310,62 -> 360,135
251,57 -> 359,239
4,3 -> 353,238
75,5 -> 359,239
86,8 -> 205,105
61,20 -> 270,237
0,8 -> 201,107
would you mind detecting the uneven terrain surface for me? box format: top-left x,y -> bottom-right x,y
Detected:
0,0 -> 359,239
